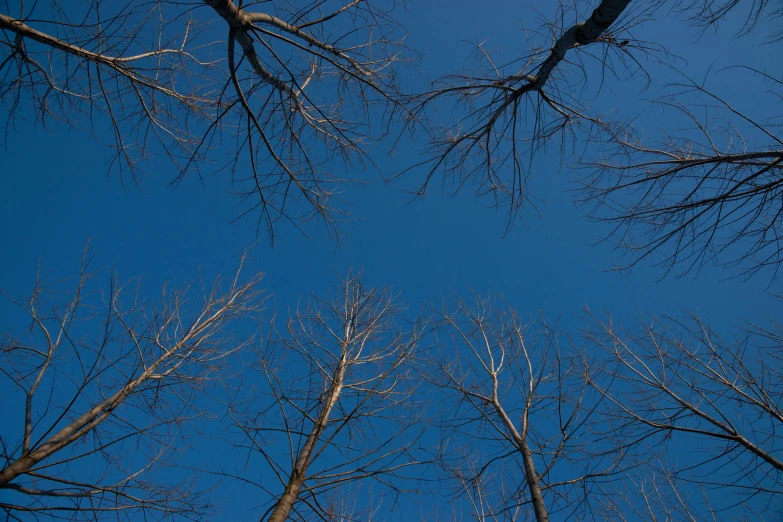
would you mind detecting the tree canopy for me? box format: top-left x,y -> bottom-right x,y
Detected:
1,1 -> 781,520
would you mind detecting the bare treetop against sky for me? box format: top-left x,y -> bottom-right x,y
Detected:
1,0 -> 409,239
0,0 -> 781,275
1,0 -> 782,521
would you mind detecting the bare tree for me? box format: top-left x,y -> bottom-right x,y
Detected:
223,274 -> 429,521
0,251 -> 263,520
404,0 -> 782,281
0,0 -> 409,239
586,310 -> 783,517
428,295 -> 631,522
405,0 -> 648,229
578,70 -> 783,279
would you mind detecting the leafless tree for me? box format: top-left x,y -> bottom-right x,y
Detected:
428,295 -> 632,522
578,69 -> 783,279
586,310 -> 783,517
223,274 -> 429,521
0,251 -> 263,520
403,0 -> 783,281
0,0 -> 409,239
405,0 -> 652,229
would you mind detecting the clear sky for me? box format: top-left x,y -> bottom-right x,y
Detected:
1,0 -> 781,519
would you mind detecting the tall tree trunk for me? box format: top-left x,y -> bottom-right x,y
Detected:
265,357 -> 347,522
520,440 -> 549,522
493,399 -> 550,522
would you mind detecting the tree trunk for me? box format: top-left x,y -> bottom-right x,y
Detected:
532,0 -> 632,88
265,357 -> 347,522
520,441 -> 549,522
492,399 -> 550,522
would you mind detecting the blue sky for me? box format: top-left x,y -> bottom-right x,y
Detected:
1,1 -> 778,320
1,0 -> 781,519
